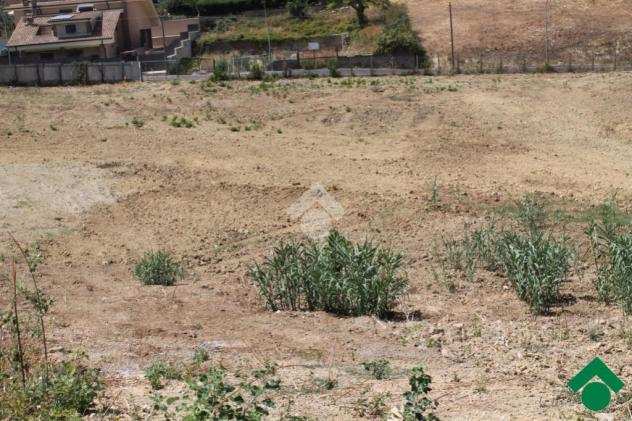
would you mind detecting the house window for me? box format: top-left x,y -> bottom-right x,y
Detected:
140,28 -> 152,48
65,24 -> 77,34
59,8 -> 73,13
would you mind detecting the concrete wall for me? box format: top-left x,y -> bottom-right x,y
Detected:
0,61 -> 142,85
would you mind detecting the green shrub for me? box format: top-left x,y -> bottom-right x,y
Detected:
436,194 -> 574,314
153,363 -> 280,419
287,0 -> 308,18
212,59 -> 230,81
495,231 -> 573,314
134,251 -> 184,286
169,115 -> 195,128
362,359 -> 391,380
327,59 -> 340,78
0,360 -> 102,419
587,200 -> 632,314
249,230 -> 408,318
249,60 -> 265,80
402,365 -> 438,421
131,116 -> 145,128
145,361 -> 182,390
375,5 -> 427,61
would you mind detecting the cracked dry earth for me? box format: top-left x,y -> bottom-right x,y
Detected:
1,73 -> 632,419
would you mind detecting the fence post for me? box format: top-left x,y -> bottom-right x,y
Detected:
592,54 -> 596,72
14,63 -> 18,85
58,63 -> 62,84
36,63 -> 41,86
370,54 -> 373,76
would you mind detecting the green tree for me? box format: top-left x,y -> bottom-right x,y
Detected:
287,0 -> 308,18
329,0 -> 388,27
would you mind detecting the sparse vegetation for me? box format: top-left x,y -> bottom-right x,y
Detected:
376,5 -> 427,60
249,230 -> 408,318
168,115 -> 196,128
134,251 -> 184,286
362,358 -> 392,379
152,363 -> 280,419
402,365 -> 439,421
145,361 -> 182,390
435,194 -> 574,314
587,199 -> 632,314
1,239 -> 102,419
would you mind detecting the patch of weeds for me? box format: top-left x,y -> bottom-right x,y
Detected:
587,199 -> 632,314
131,116 -> 145,128
428,178 -> 441,209
435,193 -> 574,314
495,229 -> 573,314
230,126 -> 241,132
402,365 -> 439,420
134,251 -> 184,286
170,79 -> 181,86
145,361 -> 182,390
314,375 -> 337,391
362,359 -> 392,380
152,363 -> 280,419
49,124 -> 58,131
168,115 -> 195,128
354,392 -> 391,417
193,347 -> 210,365
212,59 -> 230,81
1,239 -> 103,419
245,120 -> 263,131
249,230 -> 408,318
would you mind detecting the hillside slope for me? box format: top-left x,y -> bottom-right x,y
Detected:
404,0 -> 632,61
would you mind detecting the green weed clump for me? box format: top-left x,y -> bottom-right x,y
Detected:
435,194 -> 574,314
494,230 -> 573,314
402,365 -> 439,421
587,199 -> 632,314
152,363 -> 280,419
362,359 -> 392,380
168,115 -> 196,128
145,361 -> 182,390
0,360 -> 103,419
249,230 -> 408,318
134,251 -> 184,286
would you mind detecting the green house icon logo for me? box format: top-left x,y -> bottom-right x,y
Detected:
568,357 -> 624,412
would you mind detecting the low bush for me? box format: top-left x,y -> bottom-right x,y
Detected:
436,194 -> 573,314
375,5 -> 428,63
212,59 -> 230,81
494,231 -> 573,314
0,360 -> 103,419
249,60 -> 265,80
145,361 -> 182,390
134,251 -> 184,286
287,0 -> 308,19
402,365 -> 438,421
587,200 -> 632,314
152,363 -> 280,419
249,230 -> 408,318
362,359 -> 391,380
327,59 -> 341,78
168,115 -> 196,128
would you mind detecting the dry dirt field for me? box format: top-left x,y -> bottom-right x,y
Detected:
1,72 -> 632,419
404,0 -> 632,58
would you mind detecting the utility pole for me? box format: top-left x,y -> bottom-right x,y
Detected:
544,0 -> 550,67
449,2 -> 455,74
263,0 -> 272,63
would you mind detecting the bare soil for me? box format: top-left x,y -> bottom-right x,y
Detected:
405,0 -> 632,58
1,73 -> 632,419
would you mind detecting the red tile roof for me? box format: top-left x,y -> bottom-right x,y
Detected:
7,8 -> 121,47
